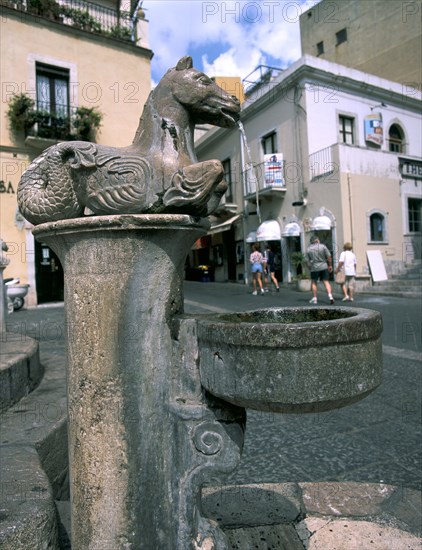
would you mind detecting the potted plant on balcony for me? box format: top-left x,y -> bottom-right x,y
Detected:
291,252 -> 311,292
28,0 -> 62,22
6,94 -> 37,136
71,106 -> 102,141
7,94 -> 102,143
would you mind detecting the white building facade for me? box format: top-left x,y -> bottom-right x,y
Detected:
194,56 -> 422,287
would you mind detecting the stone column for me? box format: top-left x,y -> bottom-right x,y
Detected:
33,214 -> 244,550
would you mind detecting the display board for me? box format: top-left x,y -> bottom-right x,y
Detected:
367,250 -> 388,282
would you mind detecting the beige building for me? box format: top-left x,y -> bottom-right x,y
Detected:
0,0 -> 152,305
300,0 -> 422,85
194,56 -> 422,287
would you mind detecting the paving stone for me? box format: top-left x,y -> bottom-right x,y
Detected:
202,483 -> 304,527
296,517 -> 421,550
300,481 -> 397,517
225,524 -> 304,550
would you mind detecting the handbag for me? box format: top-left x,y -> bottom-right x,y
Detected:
335,270 -> 346,284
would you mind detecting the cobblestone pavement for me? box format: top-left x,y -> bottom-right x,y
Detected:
185,282 -> 422,493
5,282 -> 421,496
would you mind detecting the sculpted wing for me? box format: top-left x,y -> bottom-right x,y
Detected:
82,154 -> 151,214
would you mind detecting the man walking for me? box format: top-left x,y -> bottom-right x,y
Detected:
306,235 -> 334,304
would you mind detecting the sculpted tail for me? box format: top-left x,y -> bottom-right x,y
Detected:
17,143 -> 90,225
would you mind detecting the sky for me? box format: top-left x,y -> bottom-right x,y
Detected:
142,0 -> 318,86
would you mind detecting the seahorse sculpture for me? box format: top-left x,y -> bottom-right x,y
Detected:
17,56 -> 241,225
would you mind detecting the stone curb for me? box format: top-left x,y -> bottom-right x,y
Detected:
0,445 -> 60,549
0,340 -> 67,549
0,332 -> 43,413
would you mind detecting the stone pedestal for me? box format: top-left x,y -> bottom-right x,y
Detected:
33,215 -> 245,550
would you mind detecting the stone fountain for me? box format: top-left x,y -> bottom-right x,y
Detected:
18,57 -> 382,549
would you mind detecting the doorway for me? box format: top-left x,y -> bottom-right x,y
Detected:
35,241 -> 64,303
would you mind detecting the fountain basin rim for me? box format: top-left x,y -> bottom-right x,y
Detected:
194,306 -> 383,349
32,213 -> 210,238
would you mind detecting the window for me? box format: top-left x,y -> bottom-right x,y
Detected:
336,28 -> 347,45
35,63 -> 70,138
222,158 -> 233,202
36,63 -> 69,117
316,41 -> 324,56
370,213 -> 385,242
339,116 -> 354,145
261,131 -> 277,155
388,124 -> 405,153
408,198 -> 422,232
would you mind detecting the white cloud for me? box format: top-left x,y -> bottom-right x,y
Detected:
202,47 -> 265,78
143,0 -> 318,83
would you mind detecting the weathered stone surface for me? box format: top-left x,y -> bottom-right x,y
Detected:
381,487 -> 422,536
0,332 -> 42,412
300,481 -> 397,517
202,483 -> 303,527
225,524 -> 304,549
0,445 -> 59,549
33,215 -> 246,549
196,307 -> 383,412
296,517 -> 421,549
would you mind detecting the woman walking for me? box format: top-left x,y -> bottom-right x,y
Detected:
250,243 -> 264,295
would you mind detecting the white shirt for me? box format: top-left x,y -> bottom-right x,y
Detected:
339,250 -> 357,276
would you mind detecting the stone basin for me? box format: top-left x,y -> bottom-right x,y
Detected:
196,307 -> 383,413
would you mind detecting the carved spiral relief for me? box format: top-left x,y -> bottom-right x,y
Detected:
192,421 -> 225,456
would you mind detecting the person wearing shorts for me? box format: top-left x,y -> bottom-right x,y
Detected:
306,235 -> 334,304
249,243 -> 264,295
336,242 -> 357,301
264,245 -> 280,291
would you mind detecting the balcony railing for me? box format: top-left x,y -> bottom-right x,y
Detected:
24,102 -> 101,142
1,0 -> 135,42
26,107 -> 74,140
309,143 -> 404,182
309,145 -> 334,180
242,161 -> 286,198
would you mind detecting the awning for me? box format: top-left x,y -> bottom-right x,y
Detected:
311,215 -> 332,230
208,214 -> 241,235
246,231 -> 257,243
281,222 -> 301,237
256,220 -> 281,241
192,236 -> 211,250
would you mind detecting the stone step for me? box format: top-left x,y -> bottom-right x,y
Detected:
372,284 -> 421,291
390,273 -> 421,281
360,288 -> 421,298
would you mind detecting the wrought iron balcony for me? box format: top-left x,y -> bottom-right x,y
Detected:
1,0 -> 136,43
24,102 -> 101,147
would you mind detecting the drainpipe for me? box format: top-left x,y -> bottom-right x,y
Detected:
239,125 -> 249,285
131,0 -> 144,42
347,172 -> 354,249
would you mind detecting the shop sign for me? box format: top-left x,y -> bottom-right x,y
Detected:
364,113 -> 383,146
264,154 -> 284,186
0,180 -> 15,193
400,160 -> 422,179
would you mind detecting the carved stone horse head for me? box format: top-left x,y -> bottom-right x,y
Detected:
162,55 -> 241,128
